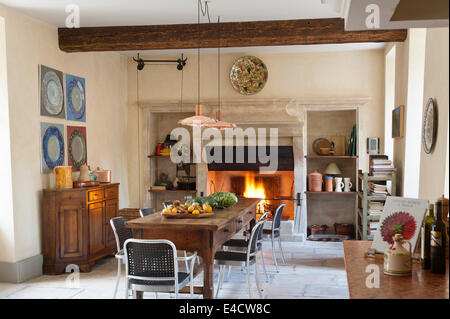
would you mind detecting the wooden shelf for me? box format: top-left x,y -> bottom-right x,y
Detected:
148,155 -> 171,158
149,189 -> 197,193
305,155 -> 358,159
305,191 -> 356,195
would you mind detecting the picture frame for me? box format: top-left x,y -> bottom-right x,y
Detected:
371,196 -> 428,254
392,105 -> 404,138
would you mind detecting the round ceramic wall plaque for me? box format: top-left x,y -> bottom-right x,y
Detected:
422,98 -> 437,154
230,56 -> 268,95
69,129 -> 87,169
42,70 -> 64,115
67,78 -> 86,119
42,126 -> 64,169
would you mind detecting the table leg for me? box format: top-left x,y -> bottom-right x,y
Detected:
202,231 -> 215,299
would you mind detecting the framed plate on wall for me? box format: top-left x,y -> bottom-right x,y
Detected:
40,122 -> 65,173
67,125 -> 87,170
230,56 -> 268,95
40,65 -> 65,118
422,98 -> 438,154
66,74 -> 86,122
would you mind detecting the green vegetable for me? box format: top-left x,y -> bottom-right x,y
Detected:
208,192 -> 238,209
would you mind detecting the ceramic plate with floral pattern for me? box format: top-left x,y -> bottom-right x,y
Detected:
422,98 -> 437,154
230,56 -> 268,95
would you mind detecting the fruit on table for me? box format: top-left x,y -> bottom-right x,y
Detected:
203,204 -> 212,214
188,206 -> 195,213
192,209 -> 200,215
162,208 -> 172,214
207,192 -> 238,208
171,208 -> 178,214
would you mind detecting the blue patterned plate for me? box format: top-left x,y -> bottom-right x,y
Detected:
43,126 -> 64,169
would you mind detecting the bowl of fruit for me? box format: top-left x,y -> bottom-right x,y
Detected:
161,200 -> 214,218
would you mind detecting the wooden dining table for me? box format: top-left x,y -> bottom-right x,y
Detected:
126,198 -> 259,299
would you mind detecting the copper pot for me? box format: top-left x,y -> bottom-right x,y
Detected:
334,223 -> 354,238
311,224 -> 328,235
308,170 -> 323,192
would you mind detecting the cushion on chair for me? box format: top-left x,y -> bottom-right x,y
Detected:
223,239 -> 248,247
262,229 -> 280,238
129,272 -> 189,287
214,251 -> 255,262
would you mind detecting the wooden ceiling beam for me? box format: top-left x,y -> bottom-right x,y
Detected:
58,18 -> 407,52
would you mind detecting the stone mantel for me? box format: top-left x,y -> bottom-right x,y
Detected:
139,97 -> 371,239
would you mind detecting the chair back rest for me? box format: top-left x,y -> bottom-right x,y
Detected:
139,208 -> 155,217
257,211 -> 270,241
247,220 -> 266,256
110,217 -> 133,252
273,203 -> 287,230
124,239 -> 178,280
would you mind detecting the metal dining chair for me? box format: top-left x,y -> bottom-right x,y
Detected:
214,219 -> 266,299
123,239 -> 197,299
262,203 -> 287,272
139,208 -> 154,217
221,211 -> 271,282
138,207 -> 191,271
110,216 -> 133,299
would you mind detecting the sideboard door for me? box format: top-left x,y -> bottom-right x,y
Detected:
105,199 -> 118,249
88,202 -> 106,255
57,201 -> 86,260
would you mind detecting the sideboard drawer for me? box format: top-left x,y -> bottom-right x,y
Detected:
88,189 -> 104,202
105,186 -> 118,199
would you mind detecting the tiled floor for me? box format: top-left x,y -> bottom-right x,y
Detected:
0,241 -> 349,299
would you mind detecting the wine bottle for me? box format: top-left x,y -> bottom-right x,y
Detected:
421,204 -> 435,269
431,201 -> 447,274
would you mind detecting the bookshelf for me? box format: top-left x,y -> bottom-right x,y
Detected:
357,171 -> 397,240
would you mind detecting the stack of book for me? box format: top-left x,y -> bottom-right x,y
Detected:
369,158 -> 396,176
369,221 -> 379,237
368,182 -> 389,197
368,201 -> 384,219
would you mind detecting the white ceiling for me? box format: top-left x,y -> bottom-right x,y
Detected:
0,0 -> 344,27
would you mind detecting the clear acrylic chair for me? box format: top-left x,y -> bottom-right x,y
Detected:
123,239 -> 197,299
110,216 -> 133,299
262,203 -> 287,272
214,219 -> 266,299
221,211 -> 270,281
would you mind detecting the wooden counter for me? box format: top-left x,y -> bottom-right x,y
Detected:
343,240 -> 449,299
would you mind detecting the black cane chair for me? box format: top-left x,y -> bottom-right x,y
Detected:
139,208 -> 154,217
262,203 -> 287,272
221,211 -> 271,281
214,219 -> 266,298
110,217 -> 133,299
124,239 -> 197,299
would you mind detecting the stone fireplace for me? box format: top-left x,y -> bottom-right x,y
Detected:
139,98 -> 370,241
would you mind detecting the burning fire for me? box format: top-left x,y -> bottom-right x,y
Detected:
243,174 -> 269,215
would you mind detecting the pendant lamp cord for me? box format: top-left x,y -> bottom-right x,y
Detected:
197,0 -> 211,106
136,68 -> 141,206
218,16 -> 221,117
180,67 -> 184,112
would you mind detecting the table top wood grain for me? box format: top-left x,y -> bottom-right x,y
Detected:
126,198 -> 260,231
343,240 -> 449,299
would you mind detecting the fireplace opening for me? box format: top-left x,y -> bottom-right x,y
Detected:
207,171 -> 295,220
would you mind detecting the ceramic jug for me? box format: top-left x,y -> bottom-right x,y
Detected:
344,177 -> 353,192
53,166 -> 73,189
308,170 -> 323,192
384,234 -> 412,276
324,176 -> 334,192
334,177 -> 344,192
78,164 -> 91,182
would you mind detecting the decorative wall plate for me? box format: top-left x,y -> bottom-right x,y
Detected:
230,56 -> 268,95
40,65 -> 65,118
422,98 -> 437,154
67,126 -> 87,170
40,122 -> 65,173
66,74 -> 86,122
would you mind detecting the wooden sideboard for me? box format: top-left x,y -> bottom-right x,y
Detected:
42,183 -> 119,274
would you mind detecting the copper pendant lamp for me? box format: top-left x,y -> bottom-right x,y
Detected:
178,0 -> 215,127
206,16 -> 236,130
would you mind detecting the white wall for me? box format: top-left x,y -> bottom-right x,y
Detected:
126,50 -> 386,207
0,4 -> 130,263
